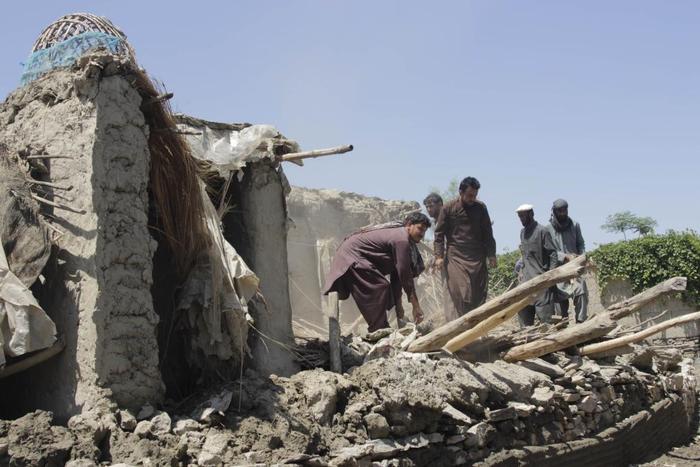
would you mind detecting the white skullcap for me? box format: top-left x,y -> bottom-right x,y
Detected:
515,204 -> 534,213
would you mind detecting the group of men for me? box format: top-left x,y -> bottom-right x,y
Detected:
323,176 -> 588,332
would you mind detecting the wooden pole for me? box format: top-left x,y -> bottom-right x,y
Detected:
328,292 -> 342,373
581,310 -> 700,356
407,255 -> 587,353
31,193 -> 86,214
0,339 -> 65,379
281,144 -> 354,163
502,276 -> 688,362
25,155 -> 72,160
442,294 -> 534,353
26,179 -> 73,191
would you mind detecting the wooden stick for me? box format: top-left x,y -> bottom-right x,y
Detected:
607,277 -> 686,320
581,311 -> 700,356
31,193 -> 86,214
442,294 -> 534,353
25,155 -> 72,160
217,172 -> 234,218
145,92 -> 174,105
0,339 -> 65,379
610,309 -> 668,337
26,179 -> 73,191
328,292 -> 342,373
281,144 -> 354,163
502,277 -> 687,362
407,255 -> 587,353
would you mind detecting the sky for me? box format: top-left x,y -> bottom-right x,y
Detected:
1,1 -> 698,252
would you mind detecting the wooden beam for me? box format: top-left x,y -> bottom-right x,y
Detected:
281,144 -> 354,163
407,255 -> 587,353
31,193 -> 86,214
442,294 -> 534,353
502,276 -> 688,362
328,292 -> 342,373
607,277 -> 686,320
581,310 -> 700,356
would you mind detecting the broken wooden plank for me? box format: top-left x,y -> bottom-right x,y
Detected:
581,310 -> 700,356
502,277 -> 688,362
0,339 -> 65,379
442,294 -> 534,353
407,255 -> 587,353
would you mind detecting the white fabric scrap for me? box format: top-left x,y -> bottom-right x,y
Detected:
0,245 -> 56,366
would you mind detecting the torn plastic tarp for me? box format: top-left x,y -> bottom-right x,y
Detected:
0,244 -> 56,367
177,183 -> 259,360
176,117 -> 300,178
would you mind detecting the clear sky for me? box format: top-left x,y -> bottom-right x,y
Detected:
2,1 -> 698,251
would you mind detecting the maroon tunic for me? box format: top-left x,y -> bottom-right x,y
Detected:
434,199 -> 496,320
323,227 -> 416,332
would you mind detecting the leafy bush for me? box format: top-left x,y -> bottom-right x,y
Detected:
590,231 -> 700,305
488,250 -> 521,297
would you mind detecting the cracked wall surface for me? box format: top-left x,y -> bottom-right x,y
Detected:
0,68 -> 162,419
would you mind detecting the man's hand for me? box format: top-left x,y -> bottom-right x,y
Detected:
433,257 -> 444,273
412,306 -> 424,324
488,256 -> 497,268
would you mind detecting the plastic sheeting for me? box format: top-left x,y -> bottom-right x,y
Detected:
177,183 -> 259,360
0,244 -> 56,367
178,119 -> 300,178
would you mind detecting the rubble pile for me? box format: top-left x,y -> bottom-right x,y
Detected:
0,347 -> 694,466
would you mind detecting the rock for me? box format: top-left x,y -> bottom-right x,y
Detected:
486,406 -> 516,422
119,410 -> 137,431
0,440 -> 7,456
364,413 -> 390,439
598,385 -> 616,402
562,392 -> 581,403
7,411 -> 74,467
137,404 -> 156,421
571,374 -> 586,385
198,431 -> 231,466
446,434 -> 466,445
508,401 -> 536,417
65,460 -> 98,467
441,403 -> 472,425
517,358 -> 566,378
150,412 -> 172,435
173,418 -> 200,435
467,422 -> 496,448
530,386 -> 555,406
579,395 -> 598,413
292,369 -> 353,425
134,420 -> 153,439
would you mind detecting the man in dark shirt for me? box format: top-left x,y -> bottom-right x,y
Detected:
323,213 -> 430,332
423,192 -> 444,222
433,177 -> 497,321
516,204 -> 558,326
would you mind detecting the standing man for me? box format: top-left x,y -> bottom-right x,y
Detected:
516,204 -> 558,326
323,213 -> 430,332
547,199 -> 588,322
423,192 -> 444,222
434,177 -> 497,321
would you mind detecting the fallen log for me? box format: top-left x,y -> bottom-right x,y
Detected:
442,294 -> 535,353
580,310 -> 700,356
407,255 -> 587,353
502,277 -> 688,362
281,144 -> 354,164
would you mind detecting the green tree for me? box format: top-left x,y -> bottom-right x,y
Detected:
429,178 -> 459,202
601,211 -> 657,240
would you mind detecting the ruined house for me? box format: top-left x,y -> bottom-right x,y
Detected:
0,13 -> 297,421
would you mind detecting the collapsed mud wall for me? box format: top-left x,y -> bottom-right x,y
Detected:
287,186 -> 447,334
0,68 -> 162,418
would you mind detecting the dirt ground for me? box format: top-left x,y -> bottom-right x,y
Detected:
638,414 -> 700,466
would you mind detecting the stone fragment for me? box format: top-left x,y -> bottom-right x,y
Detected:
137,404 -> 155,421
562,392 -> 581,402
571,374 -> 586,385
150,412 -> 172,435
119,410 -> 137,431
446,434 -> 466,445
518,358 -> 566,378
486,406 -> 516,422
441,404 -> 472,425
134,421 -> 152,439
173,418 -> 200,435
65,460 -> 97,467
198,431 -> 231,466
531,386 -> 555,406
364,413 -> 390,439
467,422 -> 496,448
579,395 -> 598,413
508,401 -> 536,417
